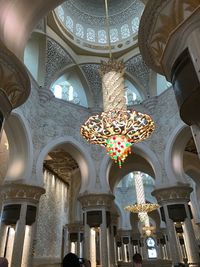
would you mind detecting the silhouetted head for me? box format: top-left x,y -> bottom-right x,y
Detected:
132,253 -> 142,264
62,253 -> 80,267
0,257 -> 8,267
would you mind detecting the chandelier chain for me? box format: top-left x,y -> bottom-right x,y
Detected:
104,0 -> 112,58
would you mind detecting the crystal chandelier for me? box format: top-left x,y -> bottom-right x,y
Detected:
124,172 -> 159,236
80,1 -> 155,168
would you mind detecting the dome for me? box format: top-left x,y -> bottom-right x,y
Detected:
54,0 -> 144,52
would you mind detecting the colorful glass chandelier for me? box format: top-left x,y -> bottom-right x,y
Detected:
80,1 -> 155,168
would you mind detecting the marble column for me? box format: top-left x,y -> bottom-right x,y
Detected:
66,222 -> 83,257
11,203 -> 27,267
0,183 -> 45,267
182,204 -> 199,266
163,204 -> 182,264
109,224 -> 116,267
78,193 -> 115,267
152,185 -> 195,266
100,208 -> 109,267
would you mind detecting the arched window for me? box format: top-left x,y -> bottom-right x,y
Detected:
87,28 -> 95,42
51,81 -> 80,104
121,24 -> 130,39
66,16 -> 73,32
131,17 -> 140,34
57,6 -> 65,22
125,80 -> 142,106
76,24 -> 84,38
98,30 -> 107,44
110,29 -> 119,43
51,74 -> 88,107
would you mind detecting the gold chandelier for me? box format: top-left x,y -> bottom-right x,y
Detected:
80,1 -> 155,168
142,225 -> 155,236
124,203 -> 160,214
124,172 -> 159,236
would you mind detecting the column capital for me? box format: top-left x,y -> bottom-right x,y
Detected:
78,193 -> 115,209
0,41 -> 30,117
0,183 -> 45,204
65,222 -> 84,232
117,229 -> 132,237
152,185 -> 192,204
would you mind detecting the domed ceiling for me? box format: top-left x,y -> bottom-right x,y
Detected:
54,0 -> 144,51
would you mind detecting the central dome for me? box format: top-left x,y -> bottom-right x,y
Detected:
66,0 -> 138,20
54,0 -> 144,52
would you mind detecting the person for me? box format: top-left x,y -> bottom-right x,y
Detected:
0,257 -> 8,267
132,253 -> 142,267
62,253 -> 80,267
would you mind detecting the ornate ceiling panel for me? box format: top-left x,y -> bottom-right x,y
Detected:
44,38 -> 74,89
125,54 -> 150,93
81,64 -> 103,109
44,149 -> 79,182
62,0 -> 143,27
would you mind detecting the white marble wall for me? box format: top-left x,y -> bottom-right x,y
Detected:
35,170 -> 68,259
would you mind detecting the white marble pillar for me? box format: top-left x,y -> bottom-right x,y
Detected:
63,226 -> 68,257
164,234 -> 170,260
0,204 -> 8,258
129,237 -> 133,263
182,204 -> 199,266
121,238 -> 125,262
100,208 -> 109,267
84,212 -> 90,261
77,232 -> 81,257
11,203 -> 27,267
109,226 -> 115,267
163,205 -> 182,265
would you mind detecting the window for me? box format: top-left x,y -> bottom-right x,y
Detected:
110,29 -> 119,43
146,237 -> 157,258
98,30 -> 107,44
87,28 -> 95,42
57,6 -> 65,22
54,85 -> 62,99
121,24 -> 130,39
51,81 -> 80,105
51,74 -> 88,107
125,80 -> 142,105
132,17 -> 140,34
66,16 -> 73,32
76,24 -> 84,38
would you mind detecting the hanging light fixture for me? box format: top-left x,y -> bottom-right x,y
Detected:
124,172 -> 159,236
80,0 -> 155,168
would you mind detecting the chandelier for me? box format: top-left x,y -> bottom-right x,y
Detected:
142,225 -> 155,237
124,172 -> 159,236
80,1 -> 155,168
